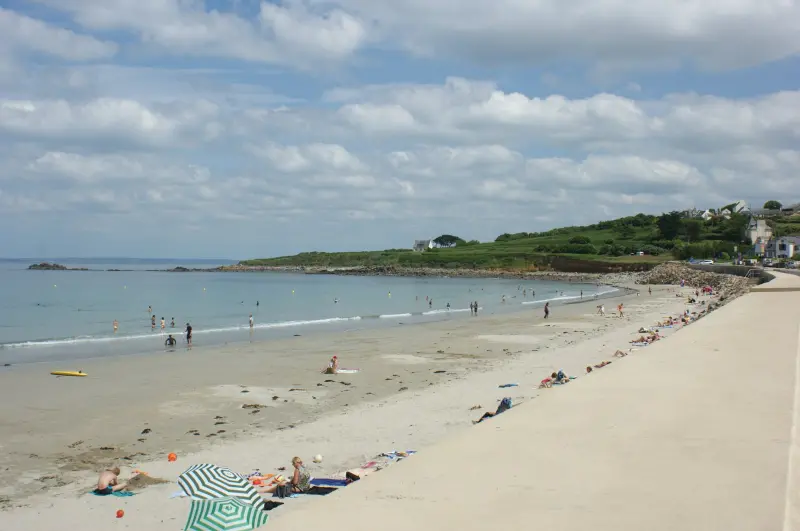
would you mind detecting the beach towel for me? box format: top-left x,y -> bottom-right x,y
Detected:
498,383 -> 518,388
630,342 -> 650,347
381,450 -> 417,460
337,369 -> 359,374
91,490 -> 135,497
310,478 -> 348,487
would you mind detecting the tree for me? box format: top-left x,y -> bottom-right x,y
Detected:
763,200 -> 782,210
657,211 -> 683,240
682,219 -> 703,242
433,234 -> 462,247
568,235 -> 591,244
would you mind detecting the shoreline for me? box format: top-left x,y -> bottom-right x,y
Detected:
0,281 -> 709,512
0,280 -> 632,365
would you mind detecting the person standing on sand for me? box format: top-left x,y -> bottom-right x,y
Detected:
185,322 -> 193,346
113,319 -> 119,332
618,303 -> 624,318
544,302 -> 550,319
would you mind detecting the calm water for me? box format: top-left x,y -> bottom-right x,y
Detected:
0,259 -> 617,364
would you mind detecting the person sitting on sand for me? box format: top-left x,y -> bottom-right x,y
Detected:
553,370 -> 570,384
258,457 -> 311,495
473,397 -> 512,424
323,355 -> 339,374
95,467 -> 127,495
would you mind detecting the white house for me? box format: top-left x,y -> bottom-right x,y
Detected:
413,239 -> 434,252
746,218 -> 772,244
765,237 -> 798,260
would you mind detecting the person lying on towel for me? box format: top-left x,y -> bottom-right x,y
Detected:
473,398 -> 512,424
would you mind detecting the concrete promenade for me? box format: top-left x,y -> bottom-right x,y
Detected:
269,273 -> 800,531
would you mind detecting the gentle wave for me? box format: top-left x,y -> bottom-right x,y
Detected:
521,287 -> 619,305
379,313 -> 413,318
0,316 -> 364,349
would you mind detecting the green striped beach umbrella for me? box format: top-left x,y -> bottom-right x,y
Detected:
179,464 -> 262,506
185,496 -> 269,531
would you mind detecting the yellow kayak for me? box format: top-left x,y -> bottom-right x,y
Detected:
51,371 -> 87,377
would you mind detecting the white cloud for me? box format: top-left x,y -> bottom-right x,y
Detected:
312,0 -> 800,71
0,97 -> 220,147
40,0 -> 367,67
249,142 -> 367,173
0,7 -> 117,61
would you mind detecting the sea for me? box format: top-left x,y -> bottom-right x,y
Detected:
0,258 -> 621,365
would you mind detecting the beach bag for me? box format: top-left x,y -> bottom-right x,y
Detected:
275,484 -> 292,498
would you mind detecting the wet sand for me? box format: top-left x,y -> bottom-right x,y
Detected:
0,283 -> 695,525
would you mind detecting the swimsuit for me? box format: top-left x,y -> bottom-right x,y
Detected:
94,486 -> 114,496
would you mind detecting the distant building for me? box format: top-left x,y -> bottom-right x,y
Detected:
765,237 -> 799,260
745,218 -> 772,244
413,239 -> 434,252
781,203 -> 800,216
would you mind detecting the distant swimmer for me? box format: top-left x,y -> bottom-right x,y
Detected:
256,301 -> 259,307
151,315 -> 156,330
446,302 -> 451,310
474,301 -> 479,315
113,319 -> 119,332
165,334 -> 177,347
580,290 -> 583,299
334,298 -> 339,304
185,323 -> 193,346
249,314 -> 254,328
429,299 -> 433,308
148,305 -> 152,314
161,317 -> 165,329
170,317 -> 175,328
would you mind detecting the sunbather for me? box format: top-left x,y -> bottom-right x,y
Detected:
613,350 -> 628,358
473,397 -> 512,424
539,377 -> 553,388
258,457 -> 311,496
594,360 -> 612,368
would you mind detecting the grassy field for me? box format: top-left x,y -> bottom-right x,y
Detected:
241,211 -> 799,272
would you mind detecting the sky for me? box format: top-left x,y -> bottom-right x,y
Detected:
1,1 -> 799,259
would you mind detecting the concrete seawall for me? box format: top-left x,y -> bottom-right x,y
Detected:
268,272 -> 800,531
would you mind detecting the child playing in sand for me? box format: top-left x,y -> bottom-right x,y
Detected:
95,467 -> 127,495
323,355 -> 339,374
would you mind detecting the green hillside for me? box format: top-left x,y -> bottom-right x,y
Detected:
241,210 -> 799,271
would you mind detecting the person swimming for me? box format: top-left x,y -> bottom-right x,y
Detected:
113,319 -> 119,332
165,334 -> 177,347
170,317 -> 175,327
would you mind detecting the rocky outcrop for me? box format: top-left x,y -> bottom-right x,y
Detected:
27,262 -> 88,271
636,262 -> 750,303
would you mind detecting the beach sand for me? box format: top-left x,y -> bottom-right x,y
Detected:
0,284 -> 695,527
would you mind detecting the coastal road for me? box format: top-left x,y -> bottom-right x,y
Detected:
268,272 -> 800,531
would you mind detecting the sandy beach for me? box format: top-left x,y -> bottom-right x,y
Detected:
0,282 -> 701,528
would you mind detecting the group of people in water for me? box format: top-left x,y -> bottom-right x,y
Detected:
111,305 -> 193,347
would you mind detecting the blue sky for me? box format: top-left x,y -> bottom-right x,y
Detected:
1,0 -> 799,259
